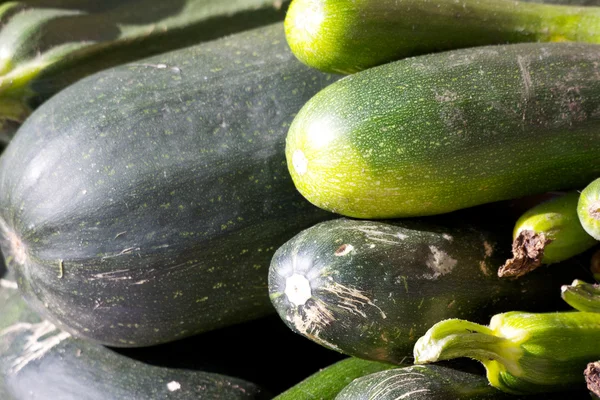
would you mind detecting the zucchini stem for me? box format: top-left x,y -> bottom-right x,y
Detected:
561,280 -> 600,313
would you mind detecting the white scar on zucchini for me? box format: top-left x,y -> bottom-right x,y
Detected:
424,246 -> 457,279
0,320 -> 71,373
0,279 -> 18,289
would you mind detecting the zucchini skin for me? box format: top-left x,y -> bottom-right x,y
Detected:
273,357 -> 395,399
0,273 -> 270,400
0,23 -> 339,347
286,42 -> 600,218
0,0 -> 291,128
284,0 -> 600,74
268,218 -> 583,364
335,365 -> 589,399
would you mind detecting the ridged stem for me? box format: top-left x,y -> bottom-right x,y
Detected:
414,311 -> 600,394
562,280 -> 600,313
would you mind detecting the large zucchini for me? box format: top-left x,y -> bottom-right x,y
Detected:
284,0 -> 600,74
0,0 -> 290,135
268,218 -> 585,364
0,23 -> 339,347
286,42 -> 600,219
0,272 -> 270,400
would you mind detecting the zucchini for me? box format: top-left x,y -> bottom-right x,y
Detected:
0,0 -> 290,134
499,192 -> 597,278
578,178 -> 600,240
0,272 -> 271,400
274,357 -> 395,399
286,42 -> 600,219
268,218 -> 582,364
284,0 -> 600,74
0,23 -> 339,347
414,311 -> 600,394
335,364 -> 588,399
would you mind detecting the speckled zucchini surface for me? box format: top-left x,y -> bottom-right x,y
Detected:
0,272 -> 271,400
286,42 -> 600,218
0,23 -> 339,347
268,218 -> 585,364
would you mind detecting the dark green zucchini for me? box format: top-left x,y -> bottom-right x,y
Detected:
335,365 -> 589,399
286,42 -> 600,218
284,0 -> 600,74
0,272 -> 270,400
0,0 -> 291,135
0,23 -> 339,347
268,218 -> 584,364
274,357 -> 395,399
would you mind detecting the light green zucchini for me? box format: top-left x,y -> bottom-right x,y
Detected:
286,42 -> 600,219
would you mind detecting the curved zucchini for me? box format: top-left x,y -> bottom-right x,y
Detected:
286,42 -> 600,218
0,273 -> 270,400
0,23 -> 339,347
499,192 -> 597,278
284,0 -> 600,74
335,364 -> 588,399
273,357 -> 395,399
0,0 -> 290,133
268,218 -> 583,364
578,178 -> 600,240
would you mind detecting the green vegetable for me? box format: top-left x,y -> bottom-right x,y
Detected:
499,192 -> 597,278
0,23 -> 338,347
414,311 -> 600,394
578,178 -> 600,240
286,42 -> 600,219
273,357 -> 395,400
334,364 -> 588,399
0,0 -> 290,137
284,0 -> 600,74
561,279 -> 600,312
0,272 -> 271,400
268,218 -> 583,364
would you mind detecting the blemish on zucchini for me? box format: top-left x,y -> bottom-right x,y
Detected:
334,243 -> 353,256
167,381 -> 181,392
0,279 -> 18,289
498,230 -> 551,278
58,259 -> 64,279
424,246 -> 457,279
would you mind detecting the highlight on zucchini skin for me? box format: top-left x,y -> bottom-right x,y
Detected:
0,0 -> 290,132
334,364 -> 589,400
578,178 -> 600,240
284,0 -> 600,74
499,192 -> 598,278
561,279 -> 600,313
413,311 -> 600,394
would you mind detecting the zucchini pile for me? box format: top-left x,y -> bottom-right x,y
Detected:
1,0 -> 600,398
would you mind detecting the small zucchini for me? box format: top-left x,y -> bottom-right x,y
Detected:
286,42 -> 600,218
284,0 -> 600,74
335,364 -> 589,399
268,218 -> 583,364
499,192 -> 597,278
414,311 -> 600,394
273,357 -> 395,400
578,178 -> 600,240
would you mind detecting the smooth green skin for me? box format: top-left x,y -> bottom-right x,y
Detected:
0,0 -> 290,136
268,218 -> 583,364
578,178 -> 600,240
513,192 -> 597,264
0,24 -> 338,347
274,357 -> 395,400
286,42 -> 600,219
334,364 -> 585,400
0,272 -> 270,400
285,0 -> 600,74
414,311 -> 600,394
562,279 -> 600,312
